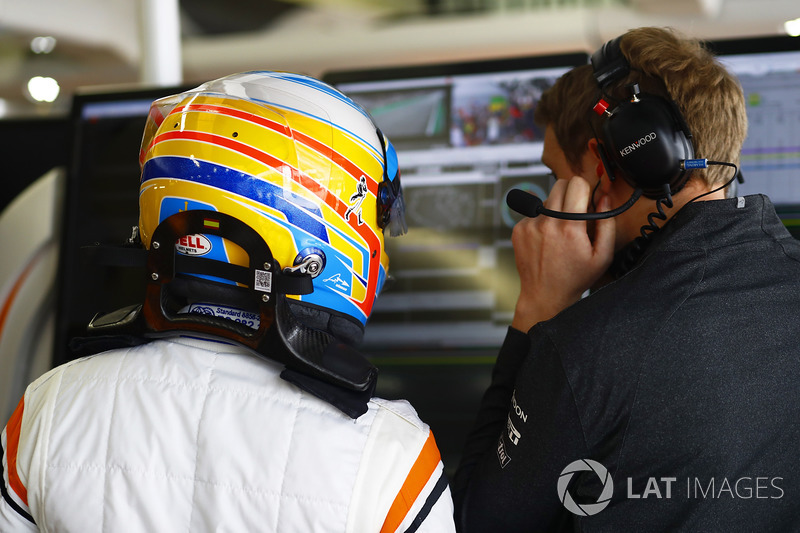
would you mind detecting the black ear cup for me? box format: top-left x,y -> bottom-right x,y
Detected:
601,93 -> 694,198
591,37 -> 696,199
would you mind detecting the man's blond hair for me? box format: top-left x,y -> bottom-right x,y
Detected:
535,27 -> 748,188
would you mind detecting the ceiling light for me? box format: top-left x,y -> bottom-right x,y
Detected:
785,18 -> 800,37
30,36 -> 57,54
27,76 -> 60,103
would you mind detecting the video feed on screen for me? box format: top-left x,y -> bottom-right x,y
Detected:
450,74 -> 550,148
326,54 -> 587,352
353,86 -> 450,148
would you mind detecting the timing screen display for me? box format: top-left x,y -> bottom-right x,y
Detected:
718,50 -> 800,209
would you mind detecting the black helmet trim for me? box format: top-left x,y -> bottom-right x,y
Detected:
376,129 -> 408,237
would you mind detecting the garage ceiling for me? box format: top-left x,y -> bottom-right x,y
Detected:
0,0 -> 797,116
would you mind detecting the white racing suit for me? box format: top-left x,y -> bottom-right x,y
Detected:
1,336 -> 455,532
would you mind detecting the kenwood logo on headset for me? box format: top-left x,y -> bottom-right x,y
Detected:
619,132 -> 657,157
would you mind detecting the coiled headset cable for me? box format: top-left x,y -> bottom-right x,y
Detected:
610,159 -> 740,278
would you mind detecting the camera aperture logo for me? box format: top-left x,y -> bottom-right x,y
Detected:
557,459 -> 614,516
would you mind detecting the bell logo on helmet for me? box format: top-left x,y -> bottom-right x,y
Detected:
175,234 -> 212,256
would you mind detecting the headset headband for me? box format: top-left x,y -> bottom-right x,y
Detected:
591,36 -> 630,89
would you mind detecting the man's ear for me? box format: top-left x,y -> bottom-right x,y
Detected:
586,138 -> 613,193
586,138 -> 604,172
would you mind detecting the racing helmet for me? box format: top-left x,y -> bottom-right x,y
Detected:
137,71 -> 405,350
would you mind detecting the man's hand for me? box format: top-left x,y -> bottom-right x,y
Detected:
510,177 -> 615,332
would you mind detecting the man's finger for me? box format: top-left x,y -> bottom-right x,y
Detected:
561,176 -> 592,214
544,178 -> 568,213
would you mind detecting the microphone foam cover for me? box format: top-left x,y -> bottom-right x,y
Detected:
506,189 -> 543,218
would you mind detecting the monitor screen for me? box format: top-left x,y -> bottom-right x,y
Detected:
53,85 -> 192,368
324,53 -> 589,356
710,35 -> 800,234
325,53 -> 588,471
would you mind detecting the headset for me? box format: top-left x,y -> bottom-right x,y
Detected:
507,35 -> 705,220
507,35 -> 742,278
590,36 -> 696,200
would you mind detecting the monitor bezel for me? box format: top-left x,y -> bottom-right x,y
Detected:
705,34 -> 800,56
323,51 -> 590,87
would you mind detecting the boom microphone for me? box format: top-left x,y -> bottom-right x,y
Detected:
506,187 -> 643,220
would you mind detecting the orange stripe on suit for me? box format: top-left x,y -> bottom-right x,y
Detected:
5,398 -> 28,506
381,432 -> 441,533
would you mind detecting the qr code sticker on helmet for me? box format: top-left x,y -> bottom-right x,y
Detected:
254,269 -> 272,293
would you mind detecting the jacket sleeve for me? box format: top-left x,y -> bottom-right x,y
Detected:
1,398 -> 38,532
379,430 -> 455,533
346,400 -> 456,533
452,325 -> 587,532
452,326 -> 530,504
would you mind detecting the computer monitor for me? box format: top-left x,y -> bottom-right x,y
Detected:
709,35 -> 800,235
324,52 -> 588,471
53,85 -> 192,368
325,53 -> 588,354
